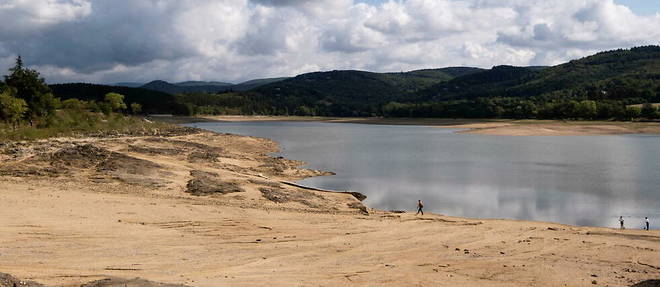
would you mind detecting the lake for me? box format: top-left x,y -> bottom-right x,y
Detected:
188,121 -> 660,228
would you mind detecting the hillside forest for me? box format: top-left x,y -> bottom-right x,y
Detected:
3,47 -> 659,131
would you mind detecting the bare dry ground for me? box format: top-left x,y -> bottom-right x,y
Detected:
444,120 -> 660,136
0,129 -> 659,287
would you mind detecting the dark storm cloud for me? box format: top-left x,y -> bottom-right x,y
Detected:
0,0 -> 194,73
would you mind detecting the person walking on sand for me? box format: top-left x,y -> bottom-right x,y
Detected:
416,200 -> 424,216
619,216 -> 625,229
645,217 -> 650,230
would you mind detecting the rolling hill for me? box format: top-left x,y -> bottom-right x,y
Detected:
115,78 -> 290,94
139,80 -> 231,94
231,77 -> 291,91
240,47 -> 659,118
419,46 -> 660,102
245,67 -> 484,115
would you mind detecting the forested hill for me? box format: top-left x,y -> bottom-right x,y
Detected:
46,46 -> 660,119
139,80 -> 232,94
419,46 -> 660,102
254,67 -> 482,97
246,67 -> 483,115
243,46 -> 659,118
416,65 -> 540,101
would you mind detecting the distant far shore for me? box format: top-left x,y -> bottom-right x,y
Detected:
153,115 -> 660,136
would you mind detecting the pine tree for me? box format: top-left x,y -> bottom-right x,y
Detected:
4,56 -> 56,125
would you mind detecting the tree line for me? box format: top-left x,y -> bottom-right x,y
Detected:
0,56 -> 141,133
381,98 -> 658,120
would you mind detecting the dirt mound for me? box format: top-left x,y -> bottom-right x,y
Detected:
79,277 -> 190,287
631,280 -> 660,287
187,151 -> 221,163
0,144 -> 108,177
248,179 -> 282,188
0,273 -> 190,287
48,144 -> 110,168
96,152 -> 162,175
1,143 -> 167,187
256,157 -> 290,175
0,165 -> 61,177
88,125 -> 200,138
0,272 -> 45,287
185,170 -> 244,195
259,187 -> 324,208
347,201 -> 369,214
143,138 -> 221,152
95,152 -> 169,187
128,145 -> 180,156
38,143 -> 164,177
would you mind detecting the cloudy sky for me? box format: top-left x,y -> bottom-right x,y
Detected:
1,0 -> 659,84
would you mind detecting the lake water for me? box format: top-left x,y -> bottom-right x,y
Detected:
188,121 -> 660,228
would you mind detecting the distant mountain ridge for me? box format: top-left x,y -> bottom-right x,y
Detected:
175,81 -> 232,87
114,82 -> 143,88
112,67 -> 487,95
115,78 -> 291,94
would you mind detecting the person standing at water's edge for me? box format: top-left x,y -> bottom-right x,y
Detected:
619,216 -> 625,229
416,200 -> 424,216
645,217 -> 650,230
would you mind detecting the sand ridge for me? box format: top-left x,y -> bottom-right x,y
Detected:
0,130 -> 659,286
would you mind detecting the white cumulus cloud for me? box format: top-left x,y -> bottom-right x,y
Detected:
0,0 -> 657,84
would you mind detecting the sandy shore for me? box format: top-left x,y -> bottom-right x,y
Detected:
1,129 -> 659,286
200,115 -> 660,136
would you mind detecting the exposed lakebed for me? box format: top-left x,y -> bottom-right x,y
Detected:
188,121 -> 660,228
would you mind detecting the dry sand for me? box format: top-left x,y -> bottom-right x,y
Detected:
202,116 -> 660,136
0,129 -> 659,287
444,121 -> 660,136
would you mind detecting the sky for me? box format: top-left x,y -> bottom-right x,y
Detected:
0,0 -> 659,84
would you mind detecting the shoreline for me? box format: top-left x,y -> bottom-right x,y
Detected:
165,115 -> 660,136
0,128 -> 658,286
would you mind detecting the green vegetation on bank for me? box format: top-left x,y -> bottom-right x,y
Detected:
0,57 -> 167,141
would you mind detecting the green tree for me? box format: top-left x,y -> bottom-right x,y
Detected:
104,92 -> 127,112
0,88 -> 28,129
61,98 -> 85,110
624,106 -> 641,120
577,100 -> 598,119
130,102 -> 142,115
99,102 -> 112,115
183,103 -> 196,116
294,105 -> 315,116
640,103 -> 657,118
4,56 -> 55,125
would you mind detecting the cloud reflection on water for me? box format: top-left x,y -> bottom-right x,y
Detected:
193,121 -> 660,228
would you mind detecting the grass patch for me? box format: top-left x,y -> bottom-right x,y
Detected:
0,110 -> 177,142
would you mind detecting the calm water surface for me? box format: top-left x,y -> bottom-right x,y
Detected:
189,121 -> 660,228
